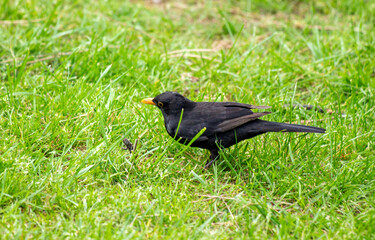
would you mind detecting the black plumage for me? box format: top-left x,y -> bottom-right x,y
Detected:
142,92 -> 325,168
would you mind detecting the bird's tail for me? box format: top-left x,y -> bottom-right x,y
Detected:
253,120 -> 326,133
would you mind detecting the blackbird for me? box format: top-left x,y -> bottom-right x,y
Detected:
142,92 -> 326,168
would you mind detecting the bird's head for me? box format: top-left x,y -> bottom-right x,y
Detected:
141,92 -> 194,116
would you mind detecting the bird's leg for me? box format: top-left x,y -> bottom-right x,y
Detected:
205,149 -> 219,169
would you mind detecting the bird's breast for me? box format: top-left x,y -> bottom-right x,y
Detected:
165,123 -> 175,136
163,116 -> 178,137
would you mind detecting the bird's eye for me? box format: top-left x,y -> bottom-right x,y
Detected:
158,102 -> 163,107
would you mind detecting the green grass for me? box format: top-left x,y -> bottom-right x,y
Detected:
1,0 -> 375,239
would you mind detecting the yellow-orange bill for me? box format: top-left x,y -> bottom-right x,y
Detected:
141,98 -> 155,105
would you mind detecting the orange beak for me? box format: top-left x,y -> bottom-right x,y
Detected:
141,98 -> 156,105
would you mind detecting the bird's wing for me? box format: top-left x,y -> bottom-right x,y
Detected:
176,103 -> 272,140
223,102 -> 271,109
216,112 -> 272,132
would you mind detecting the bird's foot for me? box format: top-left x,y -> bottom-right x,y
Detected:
204,150 -> 219,169
204,159 -> 216,169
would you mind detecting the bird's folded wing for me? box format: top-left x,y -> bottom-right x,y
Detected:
176,103 -> 272,140
223,102 -> 271,109
216,112 -> 272,132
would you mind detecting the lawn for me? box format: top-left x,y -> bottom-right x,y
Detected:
1,0 -> 374,239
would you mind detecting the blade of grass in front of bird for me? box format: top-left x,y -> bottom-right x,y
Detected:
173,127 -> 207,159
173,108 -> 184,139
162,127 -> 207,172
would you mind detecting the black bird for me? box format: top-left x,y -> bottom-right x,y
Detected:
142,92 -> 325,168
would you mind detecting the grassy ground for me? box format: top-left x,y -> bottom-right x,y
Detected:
1,0 -> 375,239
